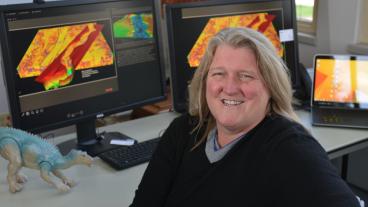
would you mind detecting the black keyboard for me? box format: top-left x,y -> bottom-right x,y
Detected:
98,137 -> 160,170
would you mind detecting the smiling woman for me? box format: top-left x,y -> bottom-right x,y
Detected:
205,44 -> 270,147
130,27 -> 361,207
189,27 -> 299,148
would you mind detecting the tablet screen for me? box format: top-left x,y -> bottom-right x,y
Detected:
312,55 -> 368,109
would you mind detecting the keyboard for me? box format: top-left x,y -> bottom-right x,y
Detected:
98,137 -> 160,170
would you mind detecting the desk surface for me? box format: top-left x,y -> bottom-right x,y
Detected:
0,111 -> 367,206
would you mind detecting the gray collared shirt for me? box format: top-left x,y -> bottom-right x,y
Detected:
205,128 -> 247,163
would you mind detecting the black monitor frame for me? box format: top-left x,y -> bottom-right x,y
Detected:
164,0 -> 300,112
0,0 -> 166,156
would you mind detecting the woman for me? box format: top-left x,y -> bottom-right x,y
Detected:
130,28 -> 360,206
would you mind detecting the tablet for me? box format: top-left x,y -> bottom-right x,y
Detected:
311,54 -> 368,128
312,54 -> 368,109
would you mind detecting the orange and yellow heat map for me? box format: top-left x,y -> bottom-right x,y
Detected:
188,13 -> 284,68
314,59 -> 368,103
17,23 -> 113,90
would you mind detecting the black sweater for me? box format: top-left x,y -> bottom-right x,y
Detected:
130,114 -> 360,207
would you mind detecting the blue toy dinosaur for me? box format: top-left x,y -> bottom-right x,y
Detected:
0,127 -> 93,193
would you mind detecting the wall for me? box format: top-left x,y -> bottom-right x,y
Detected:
298,0 -> 361,68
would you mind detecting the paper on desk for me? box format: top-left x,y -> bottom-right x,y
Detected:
110,139 -> 135,146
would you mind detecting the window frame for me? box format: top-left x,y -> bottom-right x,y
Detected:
296,0 -> 318,35
357,0 -> 368,44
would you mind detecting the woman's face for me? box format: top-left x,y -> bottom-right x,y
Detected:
206,43 -> 270,136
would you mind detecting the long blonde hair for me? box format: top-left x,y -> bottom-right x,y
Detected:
188,27 -> 299,148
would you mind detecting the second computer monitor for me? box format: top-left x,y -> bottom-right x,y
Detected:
165,0 -> 300,112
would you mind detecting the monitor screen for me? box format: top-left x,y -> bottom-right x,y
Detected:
0,0 -> 166,155
313,55 -> 368,109
164,0 -> 300,112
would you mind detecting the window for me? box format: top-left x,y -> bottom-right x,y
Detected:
295,0 -> 318,34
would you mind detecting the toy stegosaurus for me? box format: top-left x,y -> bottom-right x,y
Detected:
0,127 -> 93,193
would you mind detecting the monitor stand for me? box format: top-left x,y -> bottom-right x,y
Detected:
57,119 -> 137,157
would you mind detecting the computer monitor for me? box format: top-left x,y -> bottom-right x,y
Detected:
0,0 -> 166,156
164,0 -> 300,112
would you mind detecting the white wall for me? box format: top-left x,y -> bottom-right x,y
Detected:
298,0 -> 362,68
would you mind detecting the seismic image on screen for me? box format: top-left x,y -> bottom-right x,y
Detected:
188,12 -> 284,68
314,59 -> 368,104
15,21 -> 115,93
112,12 -> 157,67
113,13 -> 153,39
187,11 -> 284,68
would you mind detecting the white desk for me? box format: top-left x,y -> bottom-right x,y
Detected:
0,111 -> 367,206
297,110 -> 368,159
